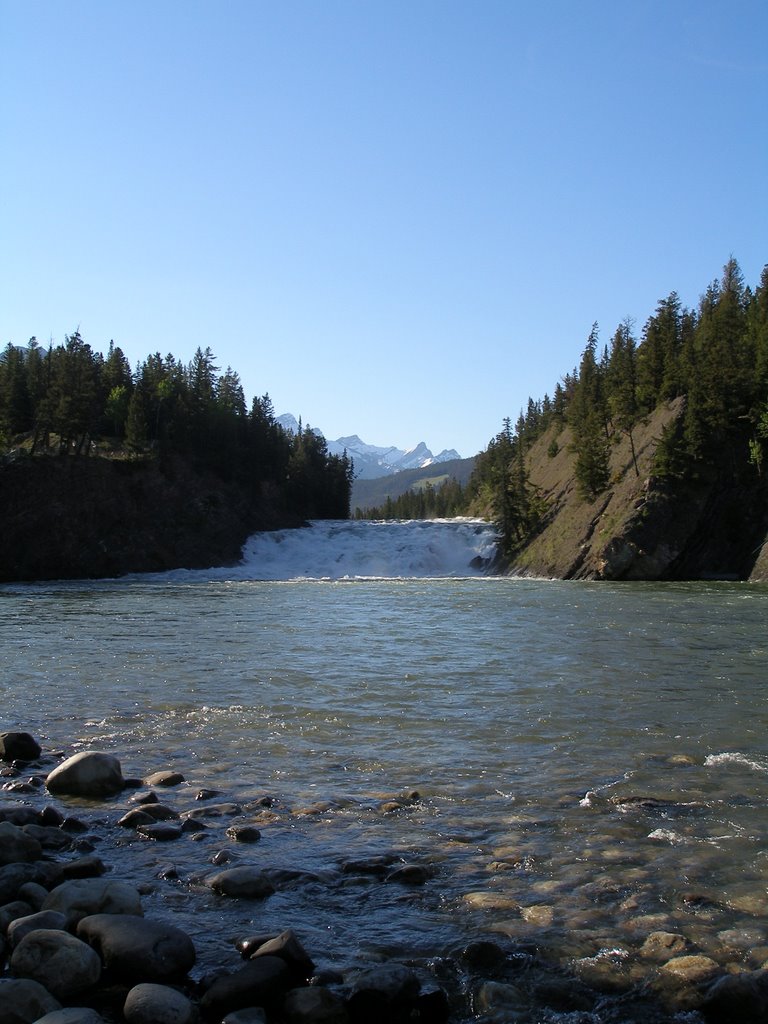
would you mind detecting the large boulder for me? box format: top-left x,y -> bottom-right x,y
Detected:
77,914 -> 196,982
42,878 -> 143,925
0,977 -> 61,1024
10,928 -> 101,1000
46,752 -> 124,798
0,822 -> 43,865
0,733 -> 41,762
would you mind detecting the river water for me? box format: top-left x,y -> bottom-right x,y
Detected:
2,519 -> 767,1022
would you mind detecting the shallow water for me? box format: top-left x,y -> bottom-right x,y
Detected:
1,519 -> 767,1021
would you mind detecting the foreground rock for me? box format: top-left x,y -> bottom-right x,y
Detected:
76,914 -> 196,982
10,928 -> 101,999
45,752 -> 125,799
0,977 -> 61,1024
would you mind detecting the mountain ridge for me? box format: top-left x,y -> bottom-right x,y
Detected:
276,414 -> 461,479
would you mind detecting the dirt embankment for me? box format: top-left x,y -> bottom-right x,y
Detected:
0,455 -> 302,583
511,400 -> 768,582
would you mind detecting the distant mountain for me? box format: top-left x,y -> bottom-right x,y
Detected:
276,414 -> 461,480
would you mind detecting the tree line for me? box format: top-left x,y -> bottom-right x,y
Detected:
0,335 -> 353,520
353,476 -> 467,520
469,257 -> 768,557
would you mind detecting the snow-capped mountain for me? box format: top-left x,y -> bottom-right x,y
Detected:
276,415 -> 461,480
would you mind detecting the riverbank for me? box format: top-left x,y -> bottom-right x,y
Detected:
2,734 -> 766,1023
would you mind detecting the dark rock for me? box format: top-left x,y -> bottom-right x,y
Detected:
0,901 -> 34,934
38,806 -> 65,827
347,964 -> 421,1024
136,823 -> 183,842
0,865 -> 49,905
35,1010 -> 105,1024
196,789 -> 221,801
22,823 -> 73,851
77,913 -> 196,983
123,982 -> 195,1024
207,867 -> 276,899
0,806 -> 39,827
42,878 -> 144,925
143,771 -> 185,788
180,818 -> 207,834
282,986 -> 349,1024
184,802 -> 242,819
0,822 -> 43,865
0,976 -> 61,1023
199,956 -> 291,1019
7,910 -> 68,947
226,824 -> 262,843
384,864 -> 432,885
61,817 -> 89,833
248,929 -> 315,981
455,939 -> 509,972
16,882 -> 48,911
61,856 -> 107,880
117,810 -> 156,830
340,855 -> 398,878
701,968 -> 768,1023
130,791 -> 159,805
10,928 -> 102,999
0,734 -> 41,763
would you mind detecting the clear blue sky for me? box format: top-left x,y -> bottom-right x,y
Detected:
2,1 -> 766,457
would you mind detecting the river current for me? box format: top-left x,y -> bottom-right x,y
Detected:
2,519 -> 767,1022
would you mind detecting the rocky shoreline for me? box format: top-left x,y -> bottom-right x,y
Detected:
1,732 -> 767,1024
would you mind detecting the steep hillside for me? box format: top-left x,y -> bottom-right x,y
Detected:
511,400 -> 768,582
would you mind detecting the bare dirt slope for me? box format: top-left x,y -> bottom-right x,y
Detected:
513,400 -> 768,582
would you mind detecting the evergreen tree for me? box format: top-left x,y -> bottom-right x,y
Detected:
569,325 -> 611,499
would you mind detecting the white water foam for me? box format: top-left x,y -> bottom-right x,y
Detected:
705,751 -> 768,773
156,518 -> 500,582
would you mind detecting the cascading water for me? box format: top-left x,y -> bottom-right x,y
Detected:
157,518 -> 500,582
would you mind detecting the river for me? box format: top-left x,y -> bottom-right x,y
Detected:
1,518 -> 767,1022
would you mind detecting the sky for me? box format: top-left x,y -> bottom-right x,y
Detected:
2,1 -> 766,458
